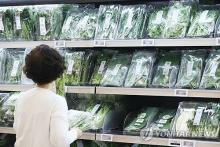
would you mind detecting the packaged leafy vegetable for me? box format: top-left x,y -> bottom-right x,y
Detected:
164,1 -> 192,38
90,50 -> 115,86
146,4 -> 169,39
200,50 -> 220,89
124,51 -> 156,88
152,51 -> 181,88
3,7 -> 14,41
4,49 -> 25,84
123,107 -> 159,135
101,53 -> 131,87
115,5 -> 146,39
95,5 -> 121,40
187,7 -> 219,38
176,50 -> 206,89
64,50 -> 85,86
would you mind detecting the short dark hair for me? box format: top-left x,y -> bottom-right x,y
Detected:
23,44 -> 66,85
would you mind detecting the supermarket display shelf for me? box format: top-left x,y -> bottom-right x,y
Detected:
0,127 -> 15,134
0,38 -> 219,48
65,86 -> 95,94
0,84 -> 34,92
96,134 -> 220,147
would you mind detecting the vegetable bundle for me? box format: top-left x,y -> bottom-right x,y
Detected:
187,9 -> 219,37
164,2 -> 192,38
124,51 -> 156,87
152,51 -> 181,88
176,50 -> 206,89
115,5 -> 146,39
101,53 -> 131,87
200,50 -> 220,89
95,5 -> 121,40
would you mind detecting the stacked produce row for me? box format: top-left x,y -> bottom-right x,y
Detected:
1,1 -> 220,41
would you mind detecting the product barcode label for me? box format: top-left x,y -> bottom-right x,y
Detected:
67,59 -> 74,75
39,17 -> 47,35
175,89 -> 188,97
169,139 -> 181,147
155,11 -> 163,24
112,64 -> 121,76
182,140 -> 195,147
163,62 -> 171,75
141,39 -> 155,46
199,10 -> 209,23
98,61 -> 106,74
91,104 -> 101,115
94,40 -> 106,47
11,60 -> 20,77
136,59 -> 143,75
100,134 -> 113,142
0,13 -> 4,31
171,10 -> 179,25
193,108 -> 204,125
15,12 -> 22,30
187,61 -> 193,76
54,41 -> 66,48
216,38 -> 220,46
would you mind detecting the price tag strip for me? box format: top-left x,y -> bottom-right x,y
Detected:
141,39 -> 155,46
175,89 -> 189,97
168,139 -> 196,147
216,38 -> 220,46
100,134 -> 113,142
94,40 -> 106,47
54,40 -> 66,48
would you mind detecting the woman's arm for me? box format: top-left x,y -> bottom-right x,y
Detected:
49,97 -> 80,147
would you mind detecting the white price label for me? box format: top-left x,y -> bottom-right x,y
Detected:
187,61 -> 193,76
54,41 -> 66,48
163,62 -> 171,75
39,17 -> 47,35
169,139 -> 181,147
216,38 -> 220,46
15,12 -> 21,30
91,104 -> 101,115
199,10 -> 209,23
11,60 -> 20,77
175,89 -> 188,97
67,60 -> 74,75
193,108 -> 204,125
0,14 -> 4,31
182,140 -> 195,147
112,64 -> 121,76
155,11 -> 163,24
141,39 -> 155,46
100,134 -> 113,142
94,40 -> 106,47
98,61 -> 106,74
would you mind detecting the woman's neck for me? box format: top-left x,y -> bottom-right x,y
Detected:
37,83 -> 50,89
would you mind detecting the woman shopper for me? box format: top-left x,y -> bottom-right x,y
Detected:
13,44 -> 82,147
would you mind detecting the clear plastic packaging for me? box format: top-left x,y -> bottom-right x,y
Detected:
124,51 -> 156,88
90,50 -> 115,86
101,53 -> 131,87
163,1 -> 192,38
64,50 -> 85,86
187,6 -> 219,38
4,49 -> 25,84
95,5 -> 121,40
176,50 -> 206,89
115,5 -> 146,39
0,49 -> 6,83
200,50 -> 220,89
146,3 -> 169,39
152,51 -> 181,88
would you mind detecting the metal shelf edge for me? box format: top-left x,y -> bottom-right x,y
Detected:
0,84 -> 34,92
66,86 -> 95,94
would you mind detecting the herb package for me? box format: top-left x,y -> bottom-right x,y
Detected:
200,50 -> 220,89
4,49 -> 25,84
152,51 -> 181,88
187,8 -> 219,38
90,50 -> 115,86
123,107 -> 159,135
1,7 -> 14,41
101,53 -> 131,87
64,50 -> 85,86
115,5 -> 146,39
164,1 -> 192,38
13,6 -> 35,41
124,51 -> 156,88
146,4 -> 169,39
95,5 -> 121,40
176,50 -> 206,89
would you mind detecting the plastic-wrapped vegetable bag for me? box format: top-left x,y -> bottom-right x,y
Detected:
115,5 -> 146,39
152,51 -> 181,88
124,51 -> 156,88
0,49 -> 6,83
200,50 -> 220,89
95,5 -> 121,40
176,50 -> 206,89
187,8 -> 219,38
163,1 -> 192,38
101,53 -> 131,87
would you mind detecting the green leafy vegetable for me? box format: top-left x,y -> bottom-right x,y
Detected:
95,5 -> 120,40
176,50 -> 206,89
164,2 -> 192,38
187,9 -> 219,37
101,53 -> 131,87
152,51 -> 181,88
200,50 -> 220,89
124,51 -> 156,87
4,8 -> 14,41
116,5 -> 146,39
